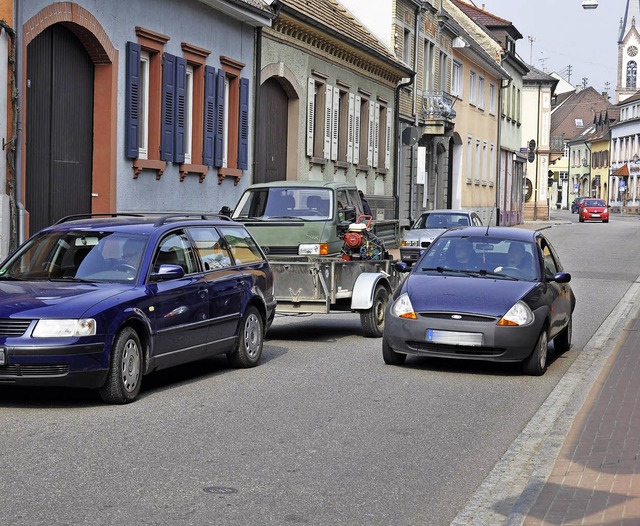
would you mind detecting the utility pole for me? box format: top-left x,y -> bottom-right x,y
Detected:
528,35 -> 535,64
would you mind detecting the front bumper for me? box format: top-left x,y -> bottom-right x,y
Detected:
384,309 -> 545,363
0,342 -> 108,388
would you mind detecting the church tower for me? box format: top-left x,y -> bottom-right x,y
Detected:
617,0 -> 640,102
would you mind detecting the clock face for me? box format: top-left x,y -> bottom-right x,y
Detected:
628,45 -> 638,57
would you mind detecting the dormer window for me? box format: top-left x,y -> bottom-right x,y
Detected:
575,118 -> 584,128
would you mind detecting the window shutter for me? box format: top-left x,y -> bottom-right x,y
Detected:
238,78 -> 249,170
174,56 -> 187,164
331,87 -> 339,161
373,103 -> 380,168
203,66 -> 216,166
353,95 -> 361,164
214,70 -> 226,168
385,107 -> 392,170
367,100 -> 375,166
125,41 -> 141,159
161,53 -> 176,161
323,84 -> 332,159
347,93 -> 354,162
306,77 -> 315,157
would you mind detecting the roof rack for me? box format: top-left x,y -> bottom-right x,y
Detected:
152,213 -> 233,227
55,213 -> 146,225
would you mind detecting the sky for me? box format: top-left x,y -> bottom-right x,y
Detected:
476,0 -> 621,95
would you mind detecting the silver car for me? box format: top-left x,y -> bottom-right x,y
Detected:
400,209 -> 483,264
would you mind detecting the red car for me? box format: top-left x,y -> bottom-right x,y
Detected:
579,198 -> 609,223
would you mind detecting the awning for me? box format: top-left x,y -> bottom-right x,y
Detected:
613,164 -> 629,176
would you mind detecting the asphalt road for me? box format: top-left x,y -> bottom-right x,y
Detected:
1,209 -> 638,526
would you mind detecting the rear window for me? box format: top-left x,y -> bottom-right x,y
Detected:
413,213 -> 470,229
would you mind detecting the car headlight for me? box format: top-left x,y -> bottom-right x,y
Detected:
32,319 -> 97,338
298,243 -> 328,256
401,240 -> 419,247
497,301 -> 533,327
392,293 -> 417,319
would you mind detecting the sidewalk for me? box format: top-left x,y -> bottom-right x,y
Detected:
520,311 -> 640,525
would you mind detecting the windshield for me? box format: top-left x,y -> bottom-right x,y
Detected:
232,188 -> 333,221
0,231 -> 148,283
413,213 -> 470,229
416,236 -> 540,281
584,199 -> 605,207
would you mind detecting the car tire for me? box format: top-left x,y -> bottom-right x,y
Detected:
523,329 -> 548,376
603,219 -> 609,223
554,315 -> 572,353
99,326 -> 143,404
360,285 -> 389,338
579,216 -> 584,223
382,338 -> 406,365
227,306 -> 263,368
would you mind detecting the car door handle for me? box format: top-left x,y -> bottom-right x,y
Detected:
198,287 -> 209,298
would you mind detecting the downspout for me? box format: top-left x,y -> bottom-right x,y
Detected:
412,5 -> 422,124
496,78 -> 511,225
0,19 -> 18,251
585,142 -> 592,198
253,25 -> 262,183
394,75 -> 415,222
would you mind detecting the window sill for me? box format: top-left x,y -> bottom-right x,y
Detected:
132,159 -> 167,180
310,156 -> 327,166
356,164 -> 371,172
375,168 -> 388,176
218,166 -> 242,185
179,163 -> 209,183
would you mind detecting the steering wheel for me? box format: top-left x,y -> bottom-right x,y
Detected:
500,266 -> 526,277
116,263 -> 137,276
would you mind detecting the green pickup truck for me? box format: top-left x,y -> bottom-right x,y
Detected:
230,181 -> 398,257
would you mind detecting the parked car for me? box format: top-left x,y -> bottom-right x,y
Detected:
0,214 -> 276,403
571,196 -> 587,213
399,209 -> 483,264
579,198 -> 609,223
383,227 -> 575,375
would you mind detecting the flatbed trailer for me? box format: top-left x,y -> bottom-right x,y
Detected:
269,256 -> 403,337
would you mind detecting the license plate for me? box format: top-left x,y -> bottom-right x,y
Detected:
427,329 -> 483,346
0,348 -> 5,366
591,213 -> 600,217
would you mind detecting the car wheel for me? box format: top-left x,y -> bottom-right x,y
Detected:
382,338 -> 406,365
579,215 -> 584,223
99,327 -> 142,404
603,219 -> 609,223
360,285 -> 389,338
228,306 -> 263,368
523,329 -> 548,376
554,315 -> 572,353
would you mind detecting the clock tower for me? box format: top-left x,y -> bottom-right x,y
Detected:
617,0 -> 640,102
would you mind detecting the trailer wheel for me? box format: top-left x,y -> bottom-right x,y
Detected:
360,284 -> 389,338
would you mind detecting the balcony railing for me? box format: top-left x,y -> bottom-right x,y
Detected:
422,91 -> 457,121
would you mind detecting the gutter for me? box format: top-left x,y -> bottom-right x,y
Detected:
395,75 -> 416,222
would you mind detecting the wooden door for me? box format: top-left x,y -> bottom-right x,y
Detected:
255,78 -> 288,183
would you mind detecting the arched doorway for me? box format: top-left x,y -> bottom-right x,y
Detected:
255,78 -> 288,183
26,24 -> 94,234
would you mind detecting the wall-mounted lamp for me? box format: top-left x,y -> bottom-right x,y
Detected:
581,0 -> 598,9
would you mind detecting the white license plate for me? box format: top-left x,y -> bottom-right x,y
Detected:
427,329 -> 483,346
591,213 -> 600,217
0,348 -> 5,365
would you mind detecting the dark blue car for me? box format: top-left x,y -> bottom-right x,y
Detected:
0,214 -> 276,403
383,227 -> 575,375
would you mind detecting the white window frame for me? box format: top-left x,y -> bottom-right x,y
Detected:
138,51 -> 150,160
451,60 -> 462,98
489,83 -> 496,115
222,76 -> 230,168
477,76 -> 485,110
469,71 -> 477,106
466,135 -> 473,183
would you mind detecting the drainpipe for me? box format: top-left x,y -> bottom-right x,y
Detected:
394,75 -> 416,222
412,5 -> 423,124
496,78 -> 511,225
533,84 -> 541,221
0,19 -> 19,251
585,142 -> 592,198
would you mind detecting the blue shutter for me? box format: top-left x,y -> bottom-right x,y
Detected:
238,77 -> 249,170
125,41 -> 141,159
161,53 -> 176,161
214,71 -> 225,168
203,66 -> 216,166
174,56 -> 186,164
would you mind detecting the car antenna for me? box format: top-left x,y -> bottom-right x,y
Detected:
485,205 -> 495,236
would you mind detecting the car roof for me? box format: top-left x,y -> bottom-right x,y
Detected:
40,213 -> 239,235
244,181 -> 353,190
419,209 -> 474,215
439,226 -> 537,242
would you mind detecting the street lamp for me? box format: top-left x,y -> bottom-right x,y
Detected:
582,0 -> 598,9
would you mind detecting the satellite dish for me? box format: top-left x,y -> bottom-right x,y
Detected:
582,0 -> 598,9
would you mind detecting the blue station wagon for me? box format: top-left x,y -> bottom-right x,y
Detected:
0,214 -> 276,403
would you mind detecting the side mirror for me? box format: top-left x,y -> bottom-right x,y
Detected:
395,261 -> 410,273
219,206 -> 232,217
341,205 -> 357,223
552,271 -> 571,284
151,264 -> 185,281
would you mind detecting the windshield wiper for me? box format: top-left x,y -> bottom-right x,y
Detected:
265,216 -> 303,221
420,266 -> 478,277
